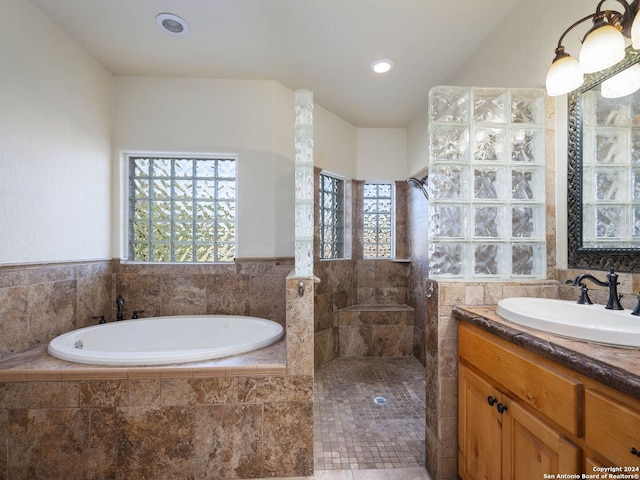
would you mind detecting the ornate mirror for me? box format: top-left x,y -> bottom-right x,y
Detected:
567,46 -> 640,272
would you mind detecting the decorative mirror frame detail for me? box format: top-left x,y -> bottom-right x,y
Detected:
567,46 -> 640,272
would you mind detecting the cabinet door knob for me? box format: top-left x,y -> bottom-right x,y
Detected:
632,447 -> 640,457
497,403 -> 508,414
487,396 -> 497,406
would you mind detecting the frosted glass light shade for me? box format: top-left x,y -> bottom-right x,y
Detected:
579,24 -> 626,73
601,63 -> 640,98
632,10 -> 640,49
545,54 -> 584,96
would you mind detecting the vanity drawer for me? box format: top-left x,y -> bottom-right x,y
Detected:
458,324 -> 583,435
585,389 -> 640,467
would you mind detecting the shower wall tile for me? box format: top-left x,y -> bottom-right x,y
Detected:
314,175 -> 414,367
339,325 -> 372,356
372,324 -> 413,356
314,327 -> 337,366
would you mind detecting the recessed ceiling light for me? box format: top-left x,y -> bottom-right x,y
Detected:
156,13 -> 189,36
370,59 -> 394,74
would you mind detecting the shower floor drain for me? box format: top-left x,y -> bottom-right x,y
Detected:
373,396 -> 388,406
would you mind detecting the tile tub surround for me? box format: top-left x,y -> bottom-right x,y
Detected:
0,260 -> 113,357
114,257 -> 295,324
0,257 -> 296,360
0,274 -> 315,479
338,305 -> 414,357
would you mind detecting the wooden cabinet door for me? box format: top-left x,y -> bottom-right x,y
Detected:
585,389 -> 640,468
458,364 -> 502,480
502,395 -> 580,480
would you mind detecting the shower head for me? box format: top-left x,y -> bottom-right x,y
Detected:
407,175 -> 429,200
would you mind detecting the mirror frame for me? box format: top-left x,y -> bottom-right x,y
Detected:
567,46 -> 640,272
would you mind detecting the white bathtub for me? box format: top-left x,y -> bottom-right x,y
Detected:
47,315 -> 284,366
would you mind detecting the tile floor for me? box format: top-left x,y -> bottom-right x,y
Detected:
313,357 -> 426,471
255,356 -> 430,480
263,466 -> 431,479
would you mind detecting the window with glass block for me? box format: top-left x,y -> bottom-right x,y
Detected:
427,86 -> 546,279
363,182 -> 394,258
128,156 -> 236,263
319,173 -> 345,259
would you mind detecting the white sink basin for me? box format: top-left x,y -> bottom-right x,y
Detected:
496,297 -> 640,348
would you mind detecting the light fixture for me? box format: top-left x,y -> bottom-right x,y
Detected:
546,0 -> 639,96
370,59 -> 394,74
156,13 -> 189,36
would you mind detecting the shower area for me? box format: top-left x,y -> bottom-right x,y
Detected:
295,89 -> 432,474
311,173 -> 431,472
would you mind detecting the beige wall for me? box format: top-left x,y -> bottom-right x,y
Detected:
112,76 -> 296,259
356,128 -> 408,181
0,0 -> 112,264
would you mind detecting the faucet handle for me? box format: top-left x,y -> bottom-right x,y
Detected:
92,315 -> 106,324
632,294 -> 640,316
577,283 -> 593,305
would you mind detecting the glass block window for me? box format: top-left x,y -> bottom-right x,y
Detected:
128,156 -> 236,263
428,87 -> 546,279
319,173 -> 345,259
363,182 -> 394,258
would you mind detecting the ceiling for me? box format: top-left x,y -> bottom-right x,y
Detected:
29,0 -> 519,128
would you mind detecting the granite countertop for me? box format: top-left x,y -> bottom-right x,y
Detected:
454,305 -> 640,399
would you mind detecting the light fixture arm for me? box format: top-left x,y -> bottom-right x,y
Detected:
555,0 -> 638,50
555,13 -> 598,50
594,0 -> 634,36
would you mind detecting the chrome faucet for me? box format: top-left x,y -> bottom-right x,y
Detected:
570,268 -> 623,310
116,295 -> 125,321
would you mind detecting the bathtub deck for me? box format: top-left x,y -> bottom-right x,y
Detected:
0,338 -> 287,381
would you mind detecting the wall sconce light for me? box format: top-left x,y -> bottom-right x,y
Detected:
546,0 -> 640,96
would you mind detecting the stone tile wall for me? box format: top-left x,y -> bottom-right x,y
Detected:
0,273 -> 315,480
424,279 -> 559,480
114,257 -> 294,325
0,260 -> 113,357
0,374 -> 313,479
338,305 -> 414,357
313,176 -> 415,366
0,257 -> 295,359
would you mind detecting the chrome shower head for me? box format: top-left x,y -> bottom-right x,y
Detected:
406,175 -> 429,200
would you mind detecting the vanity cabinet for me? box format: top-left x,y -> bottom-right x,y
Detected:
458,325 -> 580,480
458,320 -> 640,479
